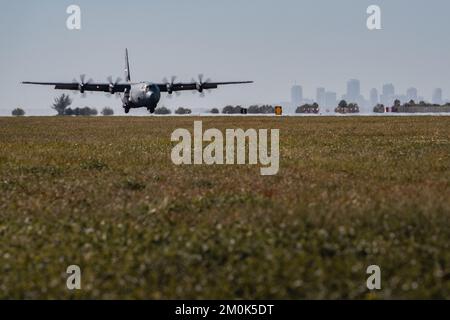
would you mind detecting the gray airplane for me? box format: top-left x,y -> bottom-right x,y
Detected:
22,49 -> 253,114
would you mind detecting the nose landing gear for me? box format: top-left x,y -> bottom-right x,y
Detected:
122,88 -> 131,114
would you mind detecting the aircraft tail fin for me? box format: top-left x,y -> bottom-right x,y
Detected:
125,48 -> 131,82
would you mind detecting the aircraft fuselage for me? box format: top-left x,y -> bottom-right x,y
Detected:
124,82 -> 161,113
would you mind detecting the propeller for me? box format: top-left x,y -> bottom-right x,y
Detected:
163,76 -> 181,98
193,74 -> 211,97
163,76 -> 176,94
73,74 -> 93,98
106,76 -> 122,98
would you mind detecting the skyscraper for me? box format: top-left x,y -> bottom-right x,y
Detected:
291,85 -> 303,106
370,88 -> 379,106
346,79 -> 360,103
406,87 -> 418,102
316,87 -> 326,107
325,91 -> 337,109
381,84 -> 395,106
432,88 -> 443,105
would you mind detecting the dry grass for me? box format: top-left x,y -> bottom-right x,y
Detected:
0,116 -> 449,299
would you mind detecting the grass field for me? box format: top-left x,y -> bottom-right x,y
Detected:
0,116 -> 449,299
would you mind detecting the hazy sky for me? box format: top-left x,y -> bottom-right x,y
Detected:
1,0 -> 449,115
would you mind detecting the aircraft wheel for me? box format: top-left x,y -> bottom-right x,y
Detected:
124,107 -> 130,114
148,107 -> 155,114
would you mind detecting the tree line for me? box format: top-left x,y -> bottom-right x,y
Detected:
11,94 -> 114,116
374,99 -> 450,113
220,105 -> 275,114
154,107 -> 193,115
296,100 -> 360,114
154,105 -> 276,115
11,94 -> 450,116
51,94 -> 114,116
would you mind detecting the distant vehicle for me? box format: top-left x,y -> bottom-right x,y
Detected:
22,49 -> 253,114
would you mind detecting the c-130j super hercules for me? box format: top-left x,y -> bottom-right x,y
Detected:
22,49 -> 253,114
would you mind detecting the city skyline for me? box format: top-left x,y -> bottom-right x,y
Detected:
290,80 -> 449,112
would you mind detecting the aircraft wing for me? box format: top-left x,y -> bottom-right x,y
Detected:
157,81 -> 253,92
22,81 -> 131,93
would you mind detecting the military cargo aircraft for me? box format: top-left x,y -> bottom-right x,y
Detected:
22,49 -> 253,114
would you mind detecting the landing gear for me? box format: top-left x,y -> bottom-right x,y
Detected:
122,89 -> 131,114
148,107 -> 155,114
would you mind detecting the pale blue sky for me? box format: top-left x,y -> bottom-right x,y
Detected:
1,0 -> 449,114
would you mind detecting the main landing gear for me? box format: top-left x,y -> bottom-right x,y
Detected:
147,107 -> 155,114
124,106 -> 130,114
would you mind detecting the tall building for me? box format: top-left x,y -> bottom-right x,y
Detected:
325,91 -> 337,109
406,87 -> 418,102
381,83 -> 395,106
316,87 -> 326,107
346,79 -> 360,103
291,85 -> 303,106
370,88 -> 379,107
432,88 -> 443,105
